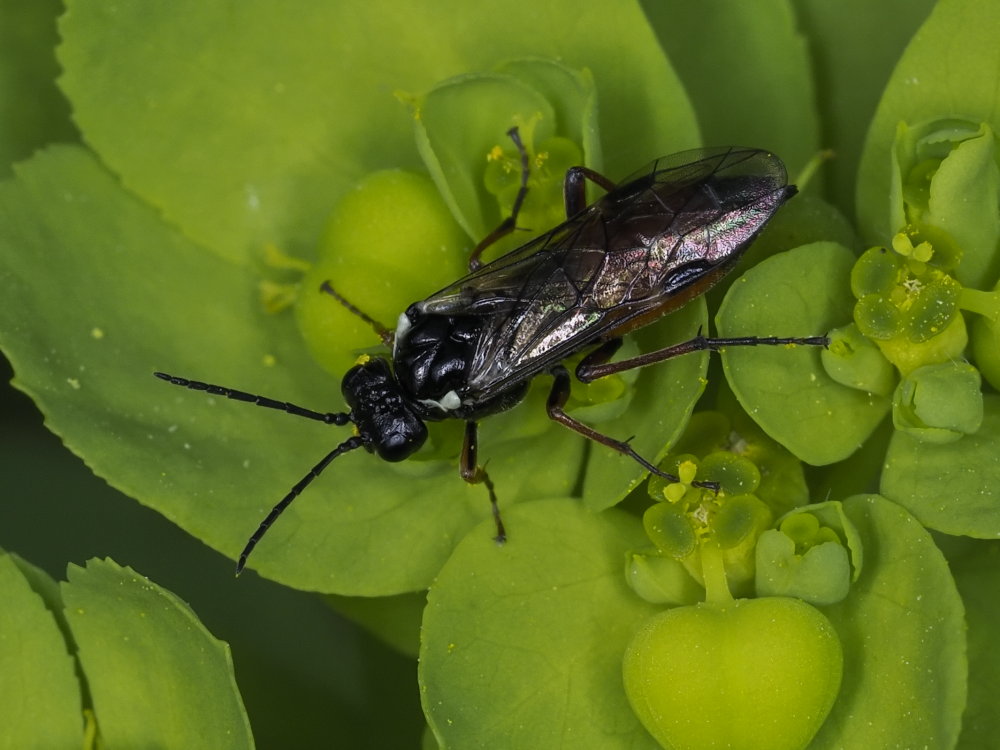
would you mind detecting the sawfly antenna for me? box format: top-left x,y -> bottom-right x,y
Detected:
154,371 -> 369,574
153,372 -> 352,426
235,435 -> 365,575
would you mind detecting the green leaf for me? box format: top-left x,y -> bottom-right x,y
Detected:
949,541 -> 1000,747
973,306 -> 1000,391
643,0 -> 819,177
7,549 -> 69,615
57,0 -> 698,264
908,122 -> 1000,289
793,0 -> 936,211
755,529 -> 851,605
411,60 -> 601,246
790,501 -> 866,582
61,558 -> 253,749
881,393 -> 1000,537
0,550 -> 83,750
420,498 -> 661,749
626,551 -> 704,606
891,360 -> 983,443
325,591 -> 426,659
811,495 -> 966,749
856,0 -> 1000,266
0,0 -> 77,176
821,323 -> 897,397
414,71 -> 558,240
718,242 -> 890,465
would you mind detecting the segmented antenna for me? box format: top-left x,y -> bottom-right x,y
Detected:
153,372 -> 352,425
236,435 -> 365,575
154,371 -> 362,574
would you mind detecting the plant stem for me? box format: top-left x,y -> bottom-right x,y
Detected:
700,541 -> 734,605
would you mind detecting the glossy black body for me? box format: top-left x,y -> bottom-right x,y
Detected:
157,143 -> 805,573
372,147 -> 793,441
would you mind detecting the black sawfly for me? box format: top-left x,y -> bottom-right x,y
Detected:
156,128 -> 827,574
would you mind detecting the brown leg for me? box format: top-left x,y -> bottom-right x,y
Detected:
563,165 -> 616,216
545,365 -> 688,484
460,420 -> 506,542
574,338 -> 623,381
576,333 -> 830,383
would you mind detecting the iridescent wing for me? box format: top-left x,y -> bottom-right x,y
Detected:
415,147 -> 793,396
